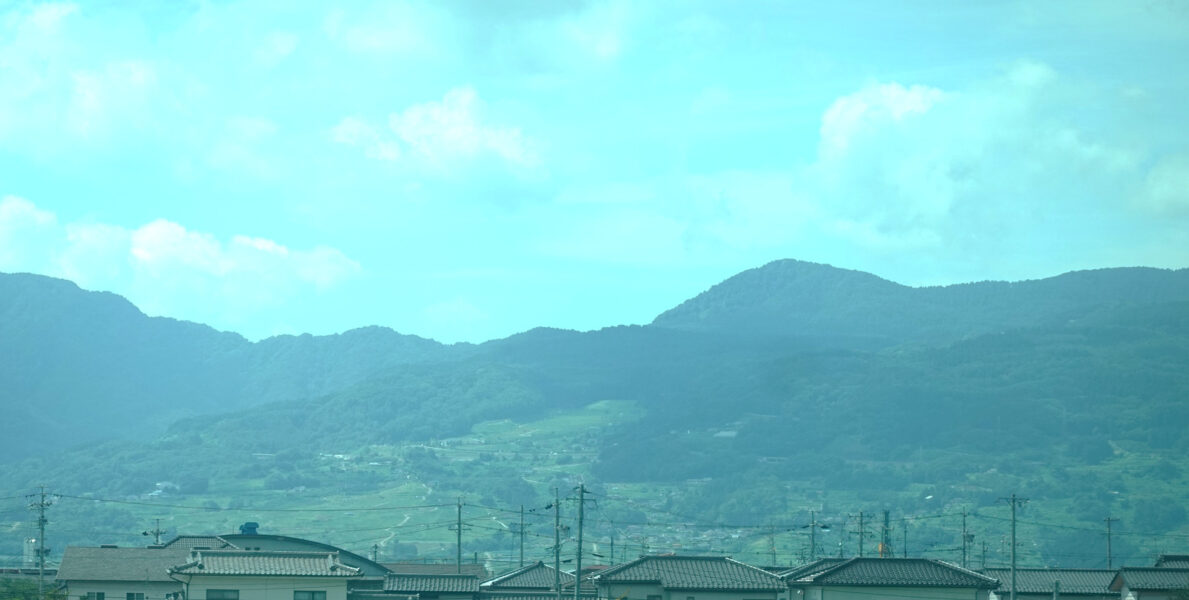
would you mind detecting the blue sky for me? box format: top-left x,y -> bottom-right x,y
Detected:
1,1 -> 1187,343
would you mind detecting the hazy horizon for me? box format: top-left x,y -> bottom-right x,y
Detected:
2,1 -> 1187,343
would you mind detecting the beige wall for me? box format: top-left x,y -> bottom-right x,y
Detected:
181,575 -> 350,600
599,584 -> 784,600
791,585 -> 989,600
62,581 -> 182,600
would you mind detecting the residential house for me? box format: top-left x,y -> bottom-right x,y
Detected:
56,546 -> 188,600
1155,556 -> 1189,570
480,562 -> 595,600
783,557 -> 998,600
1108,568 -> 1189,600
167,549 -> 362,600
382,564 -> 489,580
383,574 -> 480,600
591,555 -> 788,600
981,568 -> 1115,600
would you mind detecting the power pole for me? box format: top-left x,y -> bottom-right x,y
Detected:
456,498 -> 463,574
519,505 -> 525,567
1104,516 -> 1118,569
609,525 -> 616,566
981,541 -> 988,569
553,489 -> 561,600
809,511 -> 818,562
961,510 -> 969,569
372,544 -> 379,562
880,511 -> 890,558
1001,494 -> 1028,600
768,523 -> 777,565
574,484 -> 587,600
851,512 -> 866,558
902,520 -> 908,558
142,518 -> 166,545
1052,580 -> 1061,600
28,486 -> 53,600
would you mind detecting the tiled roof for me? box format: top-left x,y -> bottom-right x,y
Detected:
161,536 -> 236,550
1110,568 -> 1189,591
386,574 -> 481,593
791,558 -> 998,589
385,563 -> 490,579
592,556 -> 787,591
981,568 -> 1114,595
483,562 -> 574,589
57,546 -> 189,582
480,593 -> 595,600
779,558 -> 849,581
1156,555 -> 1189,569
168,550 -> 361,577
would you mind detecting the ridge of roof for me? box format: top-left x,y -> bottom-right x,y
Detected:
795,558 -> 998,589
168,549 -> 362,577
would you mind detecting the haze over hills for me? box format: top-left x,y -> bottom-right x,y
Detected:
2,260 -> 1188,567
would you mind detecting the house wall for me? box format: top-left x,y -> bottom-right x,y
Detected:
599,584 -> 783,600
182,576 -> 349,600
62,580 -> 182,600
792,585 -> 989,600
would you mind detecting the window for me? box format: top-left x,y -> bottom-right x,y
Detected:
208,591 -> 239,600
294,592 -> 326,600
84,593 -> 105,600
127,594 -> 145,600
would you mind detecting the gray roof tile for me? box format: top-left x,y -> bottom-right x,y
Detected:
980,569 -> 1114,595
792,558 -> 998,589
57,546 -> 191,582
386,574 -> 481,593
169,550 -> 361,577
593,556 -> 786,591
483,562 -> 574,590
1111,568 -> 1189,591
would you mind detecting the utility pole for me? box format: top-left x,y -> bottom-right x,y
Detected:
609,525 -> 615,566
902,520 -> 908,558
142,518 -> 166,545
519,505 -> 525,567
456,498 -> 463,574
809,511 -> 819,562
982,541 -> 988,569
553,489 -> 561,600
768,523 -> 777,565
961,510 -> 969,569
28,486 -> 53,600
851,512 -> 866,558
1001,494 -> 1028,600
1052,580 -> 1061,600
574,484 -> 587,600
880,511 -> 890,558
372,544 -> 379,562
1104,516 -> 1118,569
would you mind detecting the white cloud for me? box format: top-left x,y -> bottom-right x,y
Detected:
1135,154 -> 1189,215
819,82 -> 946,158
254,31 -> 299,67
0,197 -> 360,333
331,87 -> 539,171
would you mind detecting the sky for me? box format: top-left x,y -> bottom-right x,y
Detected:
1,1 -> 1187,344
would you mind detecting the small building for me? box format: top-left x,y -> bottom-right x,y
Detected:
784,557 -> 998,600
383,574 -> 480,600
981,568 -> 1115,600
591,555 -> 788,600
56,546 -> 187,600
1154,555 -> 1189,569
1108,567 -> 1189,600
167,549 -> 362,600
482,562 -> 575,595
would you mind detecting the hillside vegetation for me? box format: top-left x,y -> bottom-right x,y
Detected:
1,260 -> 1187,569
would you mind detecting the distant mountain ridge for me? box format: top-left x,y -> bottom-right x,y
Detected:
652,259 -> 1189,346
0,272 -> 459,458
3,261 -> 1188,458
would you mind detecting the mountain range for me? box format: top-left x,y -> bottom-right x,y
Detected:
2,259 -> 1188,566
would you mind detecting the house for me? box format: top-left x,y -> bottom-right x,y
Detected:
1108,568 -> 1189,600
1155,556 -> 1189,569
980,568 -> 1115,600
56,546 -> 188,600
591,555 -> 788,600
383,573 -> 480,600
783,557 -> 998,600
166,549 -> 362,600
382,564 -> 490,580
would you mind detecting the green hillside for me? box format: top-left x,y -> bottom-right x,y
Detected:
1,263 -> 1188,570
